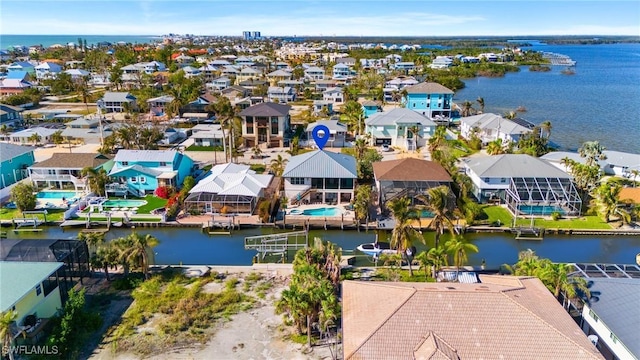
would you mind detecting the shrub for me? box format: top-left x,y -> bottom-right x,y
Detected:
551,211 -> 562,221
154,186 -> 175,199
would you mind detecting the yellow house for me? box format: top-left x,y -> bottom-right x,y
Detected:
0,261 -> 65,340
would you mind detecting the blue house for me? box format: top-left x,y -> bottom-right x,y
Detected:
0,103 -> 25,127
7,61 -> 35,76
0,143 -> 35,190
108,150 -> 194,196
362,100 -> 381,118
403,82 -> 454,121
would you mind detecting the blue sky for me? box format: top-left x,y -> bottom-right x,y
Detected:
2,1 -> 639,36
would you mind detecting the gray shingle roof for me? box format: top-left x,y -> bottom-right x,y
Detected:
102,92 -> 136,102
365,108 -> 436,126
405,82 -> 454,94
463,154 -> 572,178
0,143 -> 35,160
240,102 -> 291,117
283,150 -> 357,178
30,153 -> 111,169
584,278 -> 640,358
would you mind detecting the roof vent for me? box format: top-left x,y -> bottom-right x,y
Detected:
446,286 -> 456,290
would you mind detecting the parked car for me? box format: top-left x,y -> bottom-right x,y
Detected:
381,144 -> 392,152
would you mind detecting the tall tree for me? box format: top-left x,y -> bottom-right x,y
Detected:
578,140 -> 607,167
208,96 -> 235,162
485,138 -> 505,155
538,261 -> 590,308
81,167 -> 110,196
444,235 -> 479,280
540,120 -> 553,139
460,100 -> 474,117
342,100 -> 365,135
10,183 -> 37,212
591,181 -> 631,223
1,310 -> 22,360
415,185 -> 455,249
476,97 -> 485,113
270,154 -> 288,177
387,196 -> 420,276
353,184 -> 372,230
115,232 -> 159,279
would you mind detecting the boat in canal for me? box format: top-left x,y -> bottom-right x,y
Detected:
356,242 -> 396,257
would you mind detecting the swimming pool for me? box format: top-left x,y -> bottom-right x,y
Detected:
36,191 -> 77,199
102,199 -> 147,208
518,205 -> 565,216
289,207 -> 343,217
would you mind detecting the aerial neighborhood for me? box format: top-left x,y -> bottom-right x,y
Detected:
0,32 -> 639,360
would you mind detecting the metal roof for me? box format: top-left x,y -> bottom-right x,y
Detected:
0,143 -> 35,160
365,108 -> 436,126
305,120 -> 347,134
461,113 -> 532,135
282,150 -> 357,179
102,92 -> 136,102
9,127 -> 57,138
0,261 -> 64,311
463,154 -> 572,178
189,163 -> 272,197
404,82 -> 454,94
113,150 -> 178,163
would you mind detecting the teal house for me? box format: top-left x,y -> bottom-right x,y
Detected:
0,143 -> 35,189
362,100 -> 381,119
403,82 -> 454,121
109,150 -> 194,196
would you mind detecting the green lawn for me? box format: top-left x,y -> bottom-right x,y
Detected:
186,145 -> 223,151
135,195 -> 168,214
0,208 -> 66,222
479,205 -> 612,230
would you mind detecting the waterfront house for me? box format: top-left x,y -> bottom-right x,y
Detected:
8,127 -> 57,145
28,153 -> 113,191
305,120 -> 347,148
429,56 -> 454,69
0,261 -> 67,344
574,274 -> 640,360
304,66 -> 325,81
108,150 -> 194,196
60,117 -> 113,144
384,76 -> 419,90
101,92 -> 137,113
342,277 -> 603,360
322,87 -> 344,103
403,82 -> 454,120
364,108 -> 436,150
541,150 -> 640,178
240,102 -> 291,148
0,103 -> 24,127
147,95 -> 174,116
7,61 -> 35,76
373,158 -> 453,209
362,100 -> 381,118
460,113 -> 532,145
34,62 -> 62,80
462,154 -> 582,215
184,163 -> 275,215
267,86 -> 296,103
0,143 -> 35,190
282,150 -> 357,205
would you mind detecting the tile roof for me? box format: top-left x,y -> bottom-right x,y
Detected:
0,143 -> 35,159
283,150 -> 357,179
405,82 -> 454,94
343,276 -> 603,360
30,153 -> 111,169
365,108 -> 436,126
463,154 -> 572,179
581,278 -> 640,358
373,158 -> 452,182
0,261 -> 64,312
619,187 -> 640,204
239,102 -> 291,117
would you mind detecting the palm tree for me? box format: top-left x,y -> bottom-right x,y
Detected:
592,181 -> 631,223
631,169 -> 640,188
0,124 -> 9,137
28,132 -> 41,146
116,232 -> 159,279
460,100 -> 474,117
503,110 -> 517,120
540,120 -> 552,139
1,310 -> 23,360
578,140 -> 607,167
270,154 -> 288,177
538,261 -> 590,308
78,230 -> 104,253
209,96 -> 235,162
444,235 -> 479,281
90,244 -> 119,281
427,246 -> 449,279
343,100 -> 365,135
415,185 -> 455,249
81,167 -> 110,196
353,184 -> 372,230
476,97 -> 485,114
485,138 -> 505,155
77,76 -> 91,113
353,136 -> 369,161
387,196 -> 420,276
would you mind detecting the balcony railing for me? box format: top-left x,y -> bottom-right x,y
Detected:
30,173 -> 85,185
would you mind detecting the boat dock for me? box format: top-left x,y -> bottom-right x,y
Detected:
512,226 -> 544,240
541,52 -> 576,66
244,231 -> 309,262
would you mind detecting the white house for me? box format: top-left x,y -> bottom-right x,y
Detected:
304,66 -> 325,81
34,62 -> 62,80
364,108 -> 436,150
267,86 -> 296,103
283,150 -> 357,206
322,87 -> 344,103
305,120 -> 347,148
460,113 -> 533,145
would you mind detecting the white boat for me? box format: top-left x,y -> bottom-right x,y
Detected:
356,242 -> 397,257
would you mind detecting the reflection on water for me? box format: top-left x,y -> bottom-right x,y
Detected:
4,226 -> 640,268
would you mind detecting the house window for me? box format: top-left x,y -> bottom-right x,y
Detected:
36,284 -> 42,296
500,178 -> 506,183
160,162 -> 167,166
122,161 -> 129,166
130,177 -> 137,183
340,178 -> 354,189
290,178 -> 305,185
484,178 -> 490,183
139,177 -> 146,183
311,178 -> 324,189
271,117 -> 279,135
589,309 -> 599,322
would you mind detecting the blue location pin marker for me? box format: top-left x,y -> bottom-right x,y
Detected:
312,124 -> 330,150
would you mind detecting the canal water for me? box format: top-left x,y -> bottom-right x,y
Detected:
5,226 -> 640,268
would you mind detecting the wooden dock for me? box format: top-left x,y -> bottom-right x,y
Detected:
512,227 -> 544,241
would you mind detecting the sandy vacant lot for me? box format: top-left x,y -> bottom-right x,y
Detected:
87,270 -> 334,360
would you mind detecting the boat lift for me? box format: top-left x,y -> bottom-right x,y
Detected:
244,230 -> 309,262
